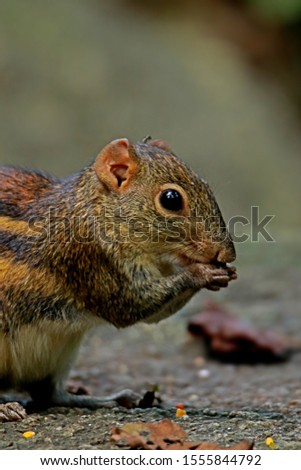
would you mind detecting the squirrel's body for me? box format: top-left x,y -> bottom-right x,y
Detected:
0,138 -> 236,419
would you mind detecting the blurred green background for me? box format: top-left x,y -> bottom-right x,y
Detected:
1,0 -> 301,249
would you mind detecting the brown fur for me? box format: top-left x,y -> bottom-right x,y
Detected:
0,138 -> 236,414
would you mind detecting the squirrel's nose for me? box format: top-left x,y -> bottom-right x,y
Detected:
216,244 -> 236,264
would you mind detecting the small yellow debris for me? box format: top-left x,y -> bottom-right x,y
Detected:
175,405 -> 188,419
175,403 -> 188,419
176,408 -> 186,418
265,437 -> 277,449
22,431 -> 35,439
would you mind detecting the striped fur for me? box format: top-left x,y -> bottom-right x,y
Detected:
0,139 -> 236,407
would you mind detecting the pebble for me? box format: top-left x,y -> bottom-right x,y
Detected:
197,369 -> 210,379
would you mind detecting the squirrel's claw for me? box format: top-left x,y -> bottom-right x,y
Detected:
0,402 -> 27,422
188,263 -> 237,291
107,389 -> 141,409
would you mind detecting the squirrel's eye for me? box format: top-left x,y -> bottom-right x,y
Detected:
159,189 -> 183,212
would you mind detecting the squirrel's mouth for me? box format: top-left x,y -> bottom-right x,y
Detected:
157,253 -> 229,278
178,254 -> 228,268
178,254 -> 200,266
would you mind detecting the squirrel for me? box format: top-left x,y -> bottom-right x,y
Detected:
0,137 -> 237,421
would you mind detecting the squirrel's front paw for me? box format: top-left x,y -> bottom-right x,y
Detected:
223,264 -> 237,281
189,263 -> 237,291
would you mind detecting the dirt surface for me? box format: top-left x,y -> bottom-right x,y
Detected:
1,239 -> 301,450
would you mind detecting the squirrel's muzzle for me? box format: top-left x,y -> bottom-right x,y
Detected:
215,241 -> 236,264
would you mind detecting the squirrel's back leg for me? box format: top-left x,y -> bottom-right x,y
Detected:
0,385 -> 140,421
27,377 -> 141,411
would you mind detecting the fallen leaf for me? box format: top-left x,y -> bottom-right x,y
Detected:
111,418 -> 253,450
194,439 -> 254,450
167,439 -> 254,450
188,301 -> 300,364
111,419 -> 187,449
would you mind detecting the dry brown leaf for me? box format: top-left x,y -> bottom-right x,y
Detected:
111,419 -> 187,450
111,418 -> 253,450
188,300 -> 300,364
168,439 -> 254,450
194,439 -> 254,450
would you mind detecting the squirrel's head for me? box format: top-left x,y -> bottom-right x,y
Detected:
92,138 -> 235,272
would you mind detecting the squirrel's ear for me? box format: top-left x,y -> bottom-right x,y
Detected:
94,138 -> 138,191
